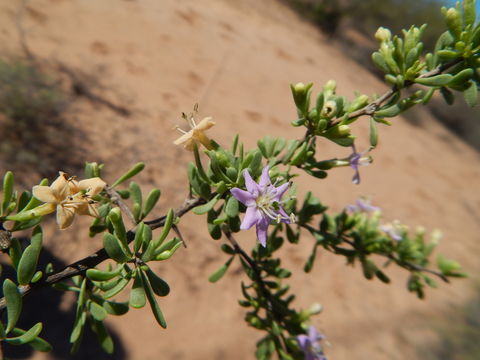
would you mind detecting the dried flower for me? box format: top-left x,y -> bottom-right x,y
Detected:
297,326 -> 327,360
174,110 -> 215,151
230,166 -> 295,247
32,172 -> 106,229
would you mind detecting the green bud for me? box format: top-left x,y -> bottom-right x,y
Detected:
375,27 -> 392,42
444,8 -> 462,38
320,100 -> 337,118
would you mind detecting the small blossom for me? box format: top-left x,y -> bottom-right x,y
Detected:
348,144 -> 372,185
230,166 -> 294,247
297,326 -> 327,360
381,220 -> 405,241
173,109 -> 215,151
346,198 -> 381,213
32,172 -> 106,229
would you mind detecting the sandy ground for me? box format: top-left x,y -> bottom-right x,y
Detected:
0,0 -> 480,359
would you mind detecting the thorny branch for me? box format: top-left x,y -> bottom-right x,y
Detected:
0,195 -> 205,311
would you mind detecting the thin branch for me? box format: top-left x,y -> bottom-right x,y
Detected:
0,196 -> 205,311
300,223 -> 449,283
105,186 -> 136,226
223,228 -> 290,355
329,57 -> 465,126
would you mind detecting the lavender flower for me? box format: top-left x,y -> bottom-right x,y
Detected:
297,326 -> 327,360
348,144 -> 372,185
381,221 -> 404,241
346,198 -> 381,213
230,166 -> 294,247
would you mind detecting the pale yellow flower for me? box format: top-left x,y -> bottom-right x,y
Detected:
32,172 -> 106,229
174,115 -> 216,151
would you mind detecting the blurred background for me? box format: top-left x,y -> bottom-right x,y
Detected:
0,0 -> 479,359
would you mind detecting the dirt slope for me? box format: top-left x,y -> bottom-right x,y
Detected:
1,0 -> 480,359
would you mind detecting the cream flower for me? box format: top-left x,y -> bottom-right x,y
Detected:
174,113 -> 215,151
32,172 -> 106,229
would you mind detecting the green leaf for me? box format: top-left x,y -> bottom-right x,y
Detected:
133,222 -> 146,253
155,208 -> 174,247
111,162 -> 145,188
89,301 -> 107,321
449,68 -> 474,86
374,104 -> 401,117
10,328 -> 51,351
145,268 -> 170,296
369,117 -> 378,148
463,80 -> 478,107
192,194 -> 220,215
90,319 -> 114,354
140,271 -> 167,328
86,266 -> 122,282
17,228 -> 43,285
2,171 -> 14,216
208,257 -> 234,283
108,208 -> 127,246
103,301 -> 129,316
129,271 -> 146,308
3,279 -> 22,333
224,197 -> 239,218
129,181 -> 142,210
103,233 -> 132,263
70,311 -> 86,343
414,74 -> 453,86
143,189 -> 160,218
4,323 -> 42,345
103,277 -> 130,299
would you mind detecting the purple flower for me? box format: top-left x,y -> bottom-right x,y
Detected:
348,144 -> 372,185
346,198 -> 381,213
230,166 -> 293,247
297,326 -> 327,360
381,222 -> 403,241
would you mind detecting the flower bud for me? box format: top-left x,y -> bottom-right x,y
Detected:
324,80 -> 336,92
321,100 -> 337,118
375,27 -> 392,42
293,82 -> 306,96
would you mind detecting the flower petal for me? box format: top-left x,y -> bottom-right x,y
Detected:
195,117 -> 215,131
230,188 -> 256,206
173,131 -> 193,145
352,169 -> 360,184
255,215 -> 270,247
297,334 -> 309,352
56,205 -> 76,229
273,182 -> 289,201
32,185 -> 57,203
240,206 -> 260,230
193,130 -> 213,150
259,166 -> 270,187
78,177 -> 106,196
243,169 -> 259,194
51,172 -> 70,199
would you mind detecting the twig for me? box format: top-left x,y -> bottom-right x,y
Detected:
300,223 -> 450,283
329,57 -> 466,126
0,196 -> 205,311
105,186 -> 136,226
222,228 -> 290,355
